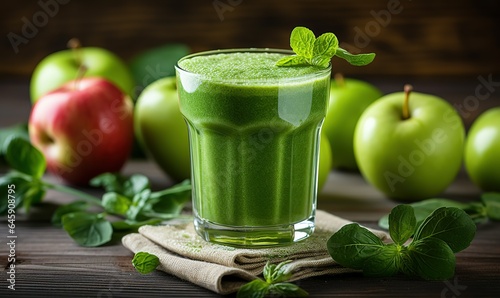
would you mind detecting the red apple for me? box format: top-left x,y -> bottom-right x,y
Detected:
29,78 -> 134,185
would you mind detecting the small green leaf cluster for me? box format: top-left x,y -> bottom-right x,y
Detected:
132,252 -> 160,274
237,261 -> 308,298
378,196 -> 500,230
328,205 -> 476,280
0,136 -> 192,247
276,26 -> 376,68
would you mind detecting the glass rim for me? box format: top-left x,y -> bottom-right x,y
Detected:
175,48 -> 332,85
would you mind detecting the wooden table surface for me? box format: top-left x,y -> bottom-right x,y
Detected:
1,79 -> 499,297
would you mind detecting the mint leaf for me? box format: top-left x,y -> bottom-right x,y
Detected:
481,193 -> 500,221
363,244 -> 401,277
313,33 -> 338,59
102,192 -> 132,216
407,237 -> 455,280
0,174 -> 26,215
4,136 -> 46,178
290,26 -> 315,58
263,260 -> 292,284
90,173 -> 150,199
132,252 -> 160,274
327,223 -> 385,269
329,205 -> 477,281
389,205 -> 416,245
278,26 -> 375,67
51,201 -> 89,227
269,283 -> 308,297
238,261 -> 307,298
413,207 -> 476,253
149,180 -> 191,214
237,279 -> 269,298
275,55 -> 308,67
335,47 -> 376,66
62,212 -> 113,247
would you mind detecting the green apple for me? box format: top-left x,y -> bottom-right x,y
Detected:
134,76 -> 190,181
354,85 -> 465,201
129,43 -> 189,93
318,133 -> 332,191
465,107 -> 500,191
30,42 -> 135,103
322,74 -> 382,171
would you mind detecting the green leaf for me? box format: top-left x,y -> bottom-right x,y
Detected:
132,252 -> 160,274
0,174 -> 27,214
378,198 -> 472,230
237,279 -> 269,298
102,192 -> 132,216
481,193 -> 500,221
312,32 -> 338,59
275,55 -> 309,67
290,26 -> 315,58
362,244 -> 401,277
0,123 -> 29,163
62,212 -> 113,247
4,136 -> 46,178
90,173 -> 150,199
389,205 -> 416,245
413,207 -> 476,253
51,201 -> 89,227
90,172 -> 123,192
22,182 -> 45,213
327,223 -> 385,269
263,260 -> 292,284
0,172 -> 46,214
335,47 -> 376,66
149,180 -> 191,215
311,55 -> 331,68
127,189 -> 152,221
407,238 -> 455,280
111,218 -> 162,231
268,283 -> 309,297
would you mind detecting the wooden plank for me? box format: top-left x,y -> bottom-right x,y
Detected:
1,0 -> 499,77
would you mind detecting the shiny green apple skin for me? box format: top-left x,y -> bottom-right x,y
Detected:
30,47 -> 135,102
354,91 -> 465,201
323,78 -> 382,171
465,107 -> 500,191
134,77 -> 190,181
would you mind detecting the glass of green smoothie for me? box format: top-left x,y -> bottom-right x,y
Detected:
175,49 -> 331,247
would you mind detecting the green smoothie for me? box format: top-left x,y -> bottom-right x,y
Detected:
176,49 -> 331,245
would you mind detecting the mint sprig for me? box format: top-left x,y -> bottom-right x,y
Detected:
237,261 -> 308,298
276,26 -> 376,68
0,135 -> 192,247
327,205 -> 476,280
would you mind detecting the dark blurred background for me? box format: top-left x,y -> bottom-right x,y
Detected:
1,0 -> 500,124
2,0 -> 500,77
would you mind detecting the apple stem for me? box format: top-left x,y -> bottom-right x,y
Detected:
334,73 -> 345,87
402,84 -> 413,120
67,38 -> 82,67
44,181 -> 102,206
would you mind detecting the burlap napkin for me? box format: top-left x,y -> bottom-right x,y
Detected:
122,210 -> 389,295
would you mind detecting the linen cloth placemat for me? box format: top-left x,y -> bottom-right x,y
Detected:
122,210 -> 389,294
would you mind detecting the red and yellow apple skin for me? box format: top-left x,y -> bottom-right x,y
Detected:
29,78 -> 134,185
